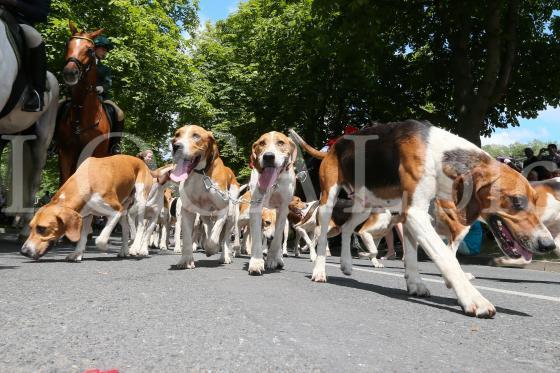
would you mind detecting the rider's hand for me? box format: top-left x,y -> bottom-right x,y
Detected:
95,86 -> 104,94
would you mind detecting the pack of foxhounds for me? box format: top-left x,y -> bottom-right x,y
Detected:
20,121 -> 560,318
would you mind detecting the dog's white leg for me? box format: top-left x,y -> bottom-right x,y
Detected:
118,214 -> 130,257
206,211 -> 228,256
340,211 -> 370,275
266,206 -> 289,270
402,228 -> 429,297
293,227 -> 302,257
405,207 -> 495,318
128,205 -> 138,241
95,209 -> 122,251
176,209 -> 196,269
309,226 -> 319,262
359,232 -> 384,268
65,215 -> 93,262
173,206 -> 182,253
248,195 -> 266,275
129,202 -> 146,256
282,220 -> 289,257
312,185 -> 339,282
219,216 -> 234,264
158,217 -> 169,250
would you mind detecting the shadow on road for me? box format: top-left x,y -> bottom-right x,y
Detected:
322,275 -> 532,318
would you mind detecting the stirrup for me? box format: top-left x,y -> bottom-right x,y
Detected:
22,90 -> 43,112
110,144 -> 121,155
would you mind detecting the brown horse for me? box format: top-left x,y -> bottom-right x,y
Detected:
55,23 -> 111,185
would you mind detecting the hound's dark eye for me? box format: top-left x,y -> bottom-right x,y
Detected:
259,140 -> 266,147
277,140 -> 285,146
510,196 -> 528,211
192,134 -> 201,141
36,226 -> 47,235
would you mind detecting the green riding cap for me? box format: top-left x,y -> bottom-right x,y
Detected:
93,35 -> 114,51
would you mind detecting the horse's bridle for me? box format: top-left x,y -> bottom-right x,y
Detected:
65,35 -> 96,82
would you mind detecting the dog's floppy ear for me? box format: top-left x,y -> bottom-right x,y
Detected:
452,169 -> 494,225
206,131 -> 219,166
56,207 -> 83,242
250,141 -> 262,172
288,138 -> 298,166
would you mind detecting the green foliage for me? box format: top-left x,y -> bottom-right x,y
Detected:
483,140 -> 550,159
40,0 -> 204,161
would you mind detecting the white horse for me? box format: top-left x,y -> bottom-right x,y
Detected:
0,18 -> 59,239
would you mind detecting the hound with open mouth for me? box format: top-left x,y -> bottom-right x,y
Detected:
171,125 -> 240,269
290,121 -> 556,318
247,131 -> 297,275
21,155 -> 167,261
485,177 -> 560,267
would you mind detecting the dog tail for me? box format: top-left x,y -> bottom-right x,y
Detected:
288,129 -> 327,160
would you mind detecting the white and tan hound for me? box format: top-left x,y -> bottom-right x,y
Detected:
170,125 -> 240,268
21,155 -> 163,261
290,121 -> 556,318
247,131 -> 297,274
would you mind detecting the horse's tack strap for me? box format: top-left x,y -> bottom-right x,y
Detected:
70,35 -> 95,45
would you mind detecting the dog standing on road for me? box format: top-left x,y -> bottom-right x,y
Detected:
247,131 -> 297,275
170,125 -> 240,268
21,155 -> 157,261
290,121 -> 556,318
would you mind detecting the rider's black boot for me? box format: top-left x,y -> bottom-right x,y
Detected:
109,118 -> 124,154
22,42 -> 47,112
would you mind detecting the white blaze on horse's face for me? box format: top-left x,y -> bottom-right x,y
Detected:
62,27 -> 104,86
252,132 -> 295,170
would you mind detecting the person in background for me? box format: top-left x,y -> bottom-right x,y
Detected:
136,149 -> 156,170
381,223 -> 405,260
457,221 -> 483,256
523,147 -> 551,180
93,35 -> 125,154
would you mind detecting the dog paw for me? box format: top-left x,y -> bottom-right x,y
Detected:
248,257 -> 265,275
370,258 -> 384,268
65,252 -> 83,262
406,278 -> 431,297
340,260 -> 352,276
173,247 -> 182,254
311,268 -> 327,282
176,257 -> 195,269
465,272 -> 475,281
220,254 -> 233,264
265,256 -> 284,270
117,249 -> 128,258
95,238 -> 109,251
459,293 -> 496,318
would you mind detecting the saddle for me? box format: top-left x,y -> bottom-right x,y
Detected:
0,8 -> 27,118
56,100 -> 117,135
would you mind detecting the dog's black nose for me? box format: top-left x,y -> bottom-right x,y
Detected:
537,237 -> 556,253
262,152 -> 275,166
172,143 -> 182,154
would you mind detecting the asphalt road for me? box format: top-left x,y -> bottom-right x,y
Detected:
1,234 -> 559,373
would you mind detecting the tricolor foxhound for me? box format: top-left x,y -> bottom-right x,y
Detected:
290,121 -> 556,318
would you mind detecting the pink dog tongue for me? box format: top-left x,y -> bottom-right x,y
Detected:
258,167 -> 280,192
170,159 -> 197,183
